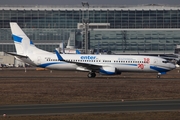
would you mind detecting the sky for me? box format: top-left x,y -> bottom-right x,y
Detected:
0,0 -> 179,6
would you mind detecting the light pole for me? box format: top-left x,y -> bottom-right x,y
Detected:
82,1 -> 89,54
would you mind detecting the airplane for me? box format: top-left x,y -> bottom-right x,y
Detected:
8,22 -> 176,78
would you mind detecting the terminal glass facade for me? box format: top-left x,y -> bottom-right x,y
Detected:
90,29 -> 180,54
0,5 -> 180,53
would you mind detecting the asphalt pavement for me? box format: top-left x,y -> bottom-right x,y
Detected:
0,99 -> 180,116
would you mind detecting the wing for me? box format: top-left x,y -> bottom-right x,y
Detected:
55,50 -> 102,71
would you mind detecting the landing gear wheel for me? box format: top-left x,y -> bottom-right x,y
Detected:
87,73 -> 92,78
92,73 -> 96,78
87,72 -> 96,78
157,75 -> 160,78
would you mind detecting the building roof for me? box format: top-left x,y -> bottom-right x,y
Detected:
0,4 -> 180,11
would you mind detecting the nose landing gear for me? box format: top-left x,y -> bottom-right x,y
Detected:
157,75 -> 160,78
157,72 -> 166,79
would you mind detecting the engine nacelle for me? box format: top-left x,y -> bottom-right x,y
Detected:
99,66 -> 121,75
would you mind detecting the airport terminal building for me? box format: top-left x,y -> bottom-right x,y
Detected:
0,4 -> 180,54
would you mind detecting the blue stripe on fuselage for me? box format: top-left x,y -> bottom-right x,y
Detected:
150,66 -> 169,73
125,64 -> 137,66
37,62 -> 66,68
113,63 -> 137,66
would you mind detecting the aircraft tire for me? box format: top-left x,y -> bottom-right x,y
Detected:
157,75 -> 160,78
92,73 -> 96,78
87,72 -> 96,78
87,73 -> 92,78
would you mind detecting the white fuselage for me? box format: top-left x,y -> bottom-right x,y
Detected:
21,52 -> 175,74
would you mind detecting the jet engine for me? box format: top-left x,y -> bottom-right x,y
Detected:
99,66 -> 121,75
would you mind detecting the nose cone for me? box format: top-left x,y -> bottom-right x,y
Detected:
169,63 -> 176,69
175,64 -> 180,68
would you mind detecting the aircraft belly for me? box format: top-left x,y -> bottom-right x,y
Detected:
116,64 -> 153,72
116,65 -> 137,72
46,63 -> 77,70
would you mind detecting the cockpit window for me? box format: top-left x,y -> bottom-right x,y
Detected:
162,60 -> 171,63
163,60 -> 176,64
162,61 -> 169,63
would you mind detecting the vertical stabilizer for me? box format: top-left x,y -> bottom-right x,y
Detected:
10,22 -> 34,55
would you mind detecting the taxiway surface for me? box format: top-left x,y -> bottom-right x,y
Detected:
0,100 -> 180,116
0,68 -> 180,116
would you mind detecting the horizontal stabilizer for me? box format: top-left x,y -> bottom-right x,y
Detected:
6,52 -> 28,58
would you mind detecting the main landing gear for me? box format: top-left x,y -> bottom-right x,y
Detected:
87,72 -> 96,78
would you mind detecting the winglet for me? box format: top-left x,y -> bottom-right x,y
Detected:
76,49 -> 81,54
55,50 -> 64,61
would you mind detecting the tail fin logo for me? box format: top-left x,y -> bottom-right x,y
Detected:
12,35 -> 22,43
30,40 -> 34,45
12,34 -> 34,45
